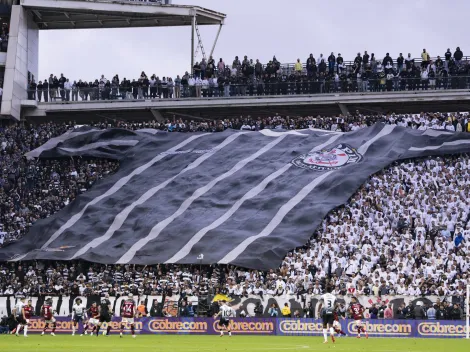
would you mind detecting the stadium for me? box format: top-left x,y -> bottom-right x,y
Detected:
0,0 -> 469,352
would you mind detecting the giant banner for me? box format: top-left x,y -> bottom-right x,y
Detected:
20,317 -> 468,338
0,294 -> 464,318
2,125 -> 470,269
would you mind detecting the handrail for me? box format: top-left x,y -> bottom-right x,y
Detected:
27,75 -> 470,103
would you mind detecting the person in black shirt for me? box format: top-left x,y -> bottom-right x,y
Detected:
58,74 -> 66,101
362,51 -> 369,65
37,80 -> 43,102
95,294 -> 112,336
28,79 -> 37,100
42,79 -> 48,102
328,52 -> 335,74
397,53 -> 404,72
444,49 -> 452,62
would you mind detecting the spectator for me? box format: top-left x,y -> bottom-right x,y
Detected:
427,304 -> 436,320
369,304 -> 378,319
413,303 -> 426,320
281,303 -> 291,317
268,303 -> 279,317
384,304 -> 393,319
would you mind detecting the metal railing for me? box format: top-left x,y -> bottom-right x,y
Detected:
28,76 -> 470,103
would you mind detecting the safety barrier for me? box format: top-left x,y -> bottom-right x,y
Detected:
23,317 -> 468,338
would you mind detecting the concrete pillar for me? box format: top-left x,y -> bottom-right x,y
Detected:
338,103 -> 350,116
1,5 -> 38,120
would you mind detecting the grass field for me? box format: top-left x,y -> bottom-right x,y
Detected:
0,334 -> 469,352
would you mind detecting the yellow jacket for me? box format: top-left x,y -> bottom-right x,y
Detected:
281,306 -> 291,316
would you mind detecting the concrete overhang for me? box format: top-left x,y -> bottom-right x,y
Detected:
21,0 -> 226,29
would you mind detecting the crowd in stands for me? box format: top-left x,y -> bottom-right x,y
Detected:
0,20 -> 8,53
0,114 -> 469,314
26,47 -> 470,101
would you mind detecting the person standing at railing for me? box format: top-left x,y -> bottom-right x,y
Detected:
64,79 -> 72,101
454,47 -> 463,65
444,48 -> 452,67
370,53 -> 377,72
72,81 -> 78,102
37,80 -> 43,102
217,58 -> 225,76
28,79 -> 36,100
328,52 -> 335,74
169,77 -> 175,98
200,58 -> 207,79
59,74 -> 66,101
294,59 -> 302,75
48,74 -> 55,101
188,75 -> 195,97
396,53 -> 404,72
421,49 -> 430,68
42,79 -> 48,102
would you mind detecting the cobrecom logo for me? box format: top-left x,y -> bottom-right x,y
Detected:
347,322 -> 412,336
279,320 -> 323,334
148,319 -> 208,333
418,322 -> 466,337
213,320 -> 274,334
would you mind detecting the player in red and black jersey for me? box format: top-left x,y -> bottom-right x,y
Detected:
120,293 -> 137,338
332,311 -> 347,337
349,297 -> 368,338
22,300 -> 34,337
84,302 -> 99,335
41,298 -> 57,336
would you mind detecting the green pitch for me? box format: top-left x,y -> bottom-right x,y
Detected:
0,335 -> 468,352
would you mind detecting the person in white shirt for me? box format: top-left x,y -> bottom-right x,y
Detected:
317,286 -> 337,344
13,297 -> 26,337
214,300 -> 234,337
71,298 -> 87,336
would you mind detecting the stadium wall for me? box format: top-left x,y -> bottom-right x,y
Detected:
0,4 -> 39,120
19,317 -> 468,338
0,294 -> 463,318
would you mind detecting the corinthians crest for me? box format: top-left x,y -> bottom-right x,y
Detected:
292,144 -> 363,170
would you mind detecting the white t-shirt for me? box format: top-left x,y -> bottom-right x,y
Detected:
219,305 -> 234,318
321,293 -> 336,314
15,301 -> 25,317
72,303 -> 86,318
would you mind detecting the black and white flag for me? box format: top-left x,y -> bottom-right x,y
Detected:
1,124 -> 469,270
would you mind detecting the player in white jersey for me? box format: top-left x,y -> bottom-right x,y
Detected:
12,298 -> 26,337
317,286 -> 337,344
71,298 -> 87,336
214,300 -> 234,337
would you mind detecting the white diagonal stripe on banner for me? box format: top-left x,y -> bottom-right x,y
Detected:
409,139 -> 470,151
14,133 -> 210,262
166,133 -> 343,264
358,124 -> 396,155
58,139 -> 139,152
218,125 -> 395,265
24,129 -> 96,159
70,132 -> 246,259
116,135 -> 288,264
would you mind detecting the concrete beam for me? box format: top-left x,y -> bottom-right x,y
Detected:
21,0 -> 225,25
150,109 -> 165,122
338,103 -> 349,116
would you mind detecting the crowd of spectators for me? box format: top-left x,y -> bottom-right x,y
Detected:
0,114 -> 469,312
0,20 -> 8,53
26,47 -> 470,102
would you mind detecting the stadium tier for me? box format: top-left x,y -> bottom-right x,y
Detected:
27,51 -> 470,101
0,2 -> 469,345
0,116 -> 469,312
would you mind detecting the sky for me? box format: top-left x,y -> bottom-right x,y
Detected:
38,0 -> 470,82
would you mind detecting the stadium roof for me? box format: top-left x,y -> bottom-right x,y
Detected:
21,0 -> 226,30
